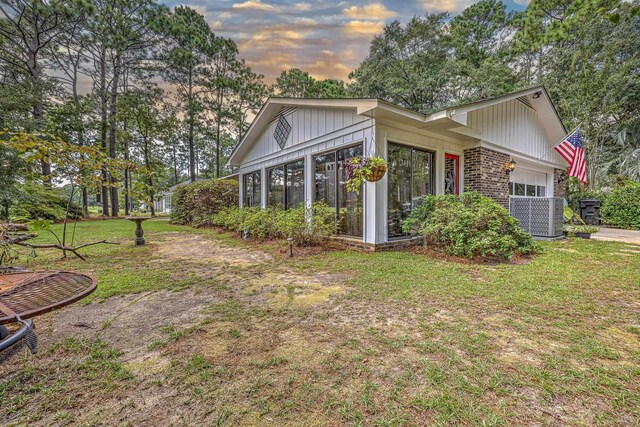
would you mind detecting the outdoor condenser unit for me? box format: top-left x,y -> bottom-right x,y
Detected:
509,197 -> 564,239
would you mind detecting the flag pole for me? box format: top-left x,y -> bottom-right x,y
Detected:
536,125 -> 580,163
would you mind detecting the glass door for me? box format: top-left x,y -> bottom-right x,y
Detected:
444,154 -> 460,195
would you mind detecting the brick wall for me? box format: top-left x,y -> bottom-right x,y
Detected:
463,147 -> 511,208
553,168 -> 568,198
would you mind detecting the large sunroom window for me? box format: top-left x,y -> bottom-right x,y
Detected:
314,144 -> 363,237
387,143 -> 434,238
243,171 -> 261,207
267,160 -> 305,209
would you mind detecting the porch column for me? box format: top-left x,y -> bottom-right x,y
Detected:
366,130 -> 387,245
238,173 -> 244,207
305,153 -> 314,209
261,166 -> 267,208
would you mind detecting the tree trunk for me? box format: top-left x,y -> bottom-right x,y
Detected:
109,54 -> 121,216
77,123 -> 88,215
216,100 -> 222,178
173,143 -> 178,184
28,42 -> 51,181
82,187 -> 88,216
99,47 -> 110,216
124,156 -> 130,215
124,114 -> 130,216
188,69 -> 196,183
143,135 -> 154,217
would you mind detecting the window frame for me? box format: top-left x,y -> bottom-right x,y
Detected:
313,143 -> 364,237
387,142 -> 436,239
509,182 -> 548,198
242,170 -> 262,207
266,158 -> 305,209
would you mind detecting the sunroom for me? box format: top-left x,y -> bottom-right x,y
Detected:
228,87 -> 568,249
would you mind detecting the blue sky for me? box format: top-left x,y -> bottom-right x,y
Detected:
162,1 -> 530,82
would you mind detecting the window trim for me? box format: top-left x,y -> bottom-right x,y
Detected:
266,157 -> 306,209
313,143 -> 364,237
509,182 -> 547,198
387,141 -> 436,239
387,141 -> 437,203
312,142 -> 365,204
242,170 -> 262,207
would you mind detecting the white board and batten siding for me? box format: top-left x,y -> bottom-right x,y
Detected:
238,107 -> 373,173
237,106 -> 377,212
467,98 -> 565,166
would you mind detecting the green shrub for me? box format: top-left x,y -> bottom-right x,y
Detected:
600,181 -> 640,229
171,179 -> 239,226
212,202 -> 337,246
417,191 -> 536,260
401,195 -> 436,235
10,183 -> 84,221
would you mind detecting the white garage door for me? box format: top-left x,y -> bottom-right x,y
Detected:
509,169 -> 547,197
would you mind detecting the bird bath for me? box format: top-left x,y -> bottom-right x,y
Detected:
125,216 -> 150,246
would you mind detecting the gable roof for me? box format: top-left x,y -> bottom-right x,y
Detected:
227,86 -> 567,167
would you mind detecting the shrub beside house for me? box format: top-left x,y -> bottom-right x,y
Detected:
170,179 -> 239,227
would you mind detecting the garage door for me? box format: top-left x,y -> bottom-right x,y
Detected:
509,169 -> 547,197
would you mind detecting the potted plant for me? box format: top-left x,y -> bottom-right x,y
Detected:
345,156 -> 387,194
562,206 -> 600,238
564,224 -> 600,239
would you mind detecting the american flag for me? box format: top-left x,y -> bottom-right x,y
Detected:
554,127 -> 587,184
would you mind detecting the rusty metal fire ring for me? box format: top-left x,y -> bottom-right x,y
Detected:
0,271 -> 97,325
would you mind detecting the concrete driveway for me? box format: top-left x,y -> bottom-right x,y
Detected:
591,227 -> 640,245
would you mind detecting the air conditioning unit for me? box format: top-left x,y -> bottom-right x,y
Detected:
509,197 -> 564,239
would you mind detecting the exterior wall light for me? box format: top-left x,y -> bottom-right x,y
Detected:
506,159 -> 517,175
557,171 -> 567,183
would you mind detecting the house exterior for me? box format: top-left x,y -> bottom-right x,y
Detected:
153,181 -> 191,214
227,87 -> 568,250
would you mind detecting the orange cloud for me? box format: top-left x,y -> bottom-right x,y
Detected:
418,0 -> 475,12
232,0 -> 277,11
343,20 -> 385,35
343,3 -> 397,20
294,2 -> 311,11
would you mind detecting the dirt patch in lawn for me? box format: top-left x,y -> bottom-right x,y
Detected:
31,288 -> 222,363
243,270 -> 347,308
153,233 -> 273,266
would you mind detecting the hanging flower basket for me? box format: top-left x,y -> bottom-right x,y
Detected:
345,156 -> 387,194
367,164 -> 387,182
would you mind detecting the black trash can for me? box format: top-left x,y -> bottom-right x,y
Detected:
579,199 -> 601,225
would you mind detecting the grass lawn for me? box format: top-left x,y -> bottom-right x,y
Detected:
1,218 -> 639,426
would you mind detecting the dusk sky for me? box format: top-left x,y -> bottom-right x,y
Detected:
162,0 -> 530,83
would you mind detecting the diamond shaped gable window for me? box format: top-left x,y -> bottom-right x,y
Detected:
273,114 -> 291,150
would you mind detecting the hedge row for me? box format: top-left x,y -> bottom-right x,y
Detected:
170,179 -> 239,226
212,202 -> 337,246
600,181 -> 640,229
569,180 -> 640,230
